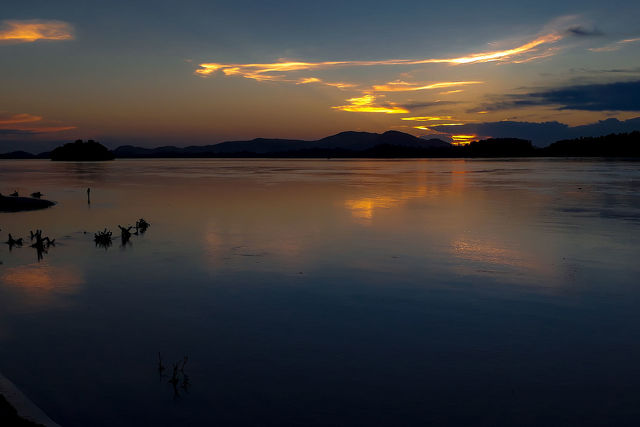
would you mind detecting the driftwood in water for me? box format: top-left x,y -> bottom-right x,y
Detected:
94,228 -> 113,249
135,218 -> 150,234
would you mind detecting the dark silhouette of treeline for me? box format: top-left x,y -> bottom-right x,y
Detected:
50,139 -> 115,161
1,131 -> 639,159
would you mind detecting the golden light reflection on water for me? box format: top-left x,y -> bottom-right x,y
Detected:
1,263 -> 83,306
344,185 -> 436,224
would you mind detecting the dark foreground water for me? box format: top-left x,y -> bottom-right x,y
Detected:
1,158 -> 640,426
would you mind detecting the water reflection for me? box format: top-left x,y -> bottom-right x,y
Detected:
1,263 -> 83,307
0,159 -> 639,427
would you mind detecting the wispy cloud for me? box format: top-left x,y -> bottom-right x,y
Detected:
371,81 -> 482,92
196,32 -> 566,81
295,77 -> 355,89
0,113 -> 42,125
332,95 -> 408,114
401,116 -> 455,121
589,37 -> 640,52
0,112 -> 75,133
0,19 -> 73,43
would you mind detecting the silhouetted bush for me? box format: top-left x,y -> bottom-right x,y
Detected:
50,139 -> 115,161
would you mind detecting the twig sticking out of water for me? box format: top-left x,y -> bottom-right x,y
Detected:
118,225 -> 133,245
30,230 -> 56,261
5,234 -> 23,249
160,354 -> 191,398
158,352 -> 165,375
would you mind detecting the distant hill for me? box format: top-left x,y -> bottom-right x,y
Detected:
1,130 -> 639,159
50,140 -> 115,161
113,131 -> 452,158
0,150 -> 37,159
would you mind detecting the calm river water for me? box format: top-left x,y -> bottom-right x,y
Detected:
1,158 -> 640,426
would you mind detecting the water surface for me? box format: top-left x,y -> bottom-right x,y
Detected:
1,159 -> 640,426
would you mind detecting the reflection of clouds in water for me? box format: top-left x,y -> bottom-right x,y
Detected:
1,263 -> 83,307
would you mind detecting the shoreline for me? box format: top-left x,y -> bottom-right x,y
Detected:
0,372 -> 60,427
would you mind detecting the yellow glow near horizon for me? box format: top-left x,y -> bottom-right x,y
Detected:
0,20 -> 73,42
333,94 -> 409,114
451,134 -> 478,145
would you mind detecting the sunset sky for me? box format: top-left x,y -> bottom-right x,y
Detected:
2,0 -> 640,151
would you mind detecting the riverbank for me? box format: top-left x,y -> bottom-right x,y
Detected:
0,373 -> 60,427
0,195 -> 55,212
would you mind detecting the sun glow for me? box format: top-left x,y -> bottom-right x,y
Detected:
451,135 -> 478,145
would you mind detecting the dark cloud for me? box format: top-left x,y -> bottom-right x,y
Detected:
430,117 -> 640,147
480,80 -> 640,112
0,129 -> 37,135
567,26 -> 603,37
400,100 -> 460,111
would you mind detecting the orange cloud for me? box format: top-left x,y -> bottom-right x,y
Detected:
0,113 -> 42,125
332,94 -> 408,114
196,31 -> 565,82
0,112 -> 75,133
372,81 -> 482,92
0,19 -> 73,43
589,37 -> 640,53
296,77 -> 355,89
401,116 -> 454,121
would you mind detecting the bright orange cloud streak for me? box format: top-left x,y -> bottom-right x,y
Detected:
372,81 -> 482,92
0,19 -> 73,43
333,94 -> 409,114
196,32 -> 565,81
296,77 -> 355,89
401,116 -> 454,121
